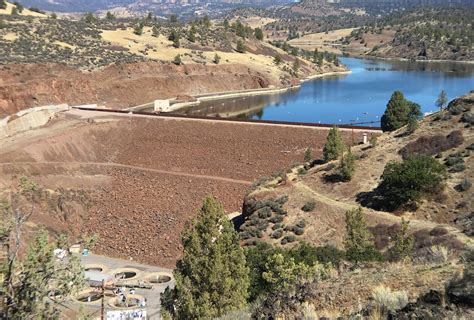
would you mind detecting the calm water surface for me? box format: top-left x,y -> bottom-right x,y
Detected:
175,57 -> 474,126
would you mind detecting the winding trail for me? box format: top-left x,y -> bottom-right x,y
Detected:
294,181 -> 473,246
0,161 -> 253,185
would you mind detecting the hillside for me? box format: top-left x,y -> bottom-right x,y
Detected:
341,8 -> 474,61
239,91 -> 474,316
16,0 -> 293,17
226,2 -> 474,61
0,7 -> 345,116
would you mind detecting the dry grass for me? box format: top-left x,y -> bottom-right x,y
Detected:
100,27 -> 288,82
372,285 -> 408,312
230,16 -> 277,29
289,28 -> 355,54
0,1 -> 46,17
2,32 -> 18,41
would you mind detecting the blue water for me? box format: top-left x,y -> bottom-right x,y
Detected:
178,57 -> 474,126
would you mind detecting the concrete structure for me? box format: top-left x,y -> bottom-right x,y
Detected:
363,132 -> 368,144
70,253 -> 174,320
154,100 -> 170,112
0,104 -> 69,138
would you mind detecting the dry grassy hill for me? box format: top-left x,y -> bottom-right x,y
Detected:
239,91 -> 474,316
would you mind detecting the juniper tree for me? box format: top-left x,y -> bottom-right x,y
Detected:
173,54 -> 182,65
254,28 -> 264,41
187,25 -> 197,43
304,147 -> 312,163
213,53 -> 221,65
152,25 -> 160,37
292,59 -> 300,75
162,196 -> 249,319
389,218 -> 414,262
344,207 -> 382,263
106,11 -> 115,20
323,126 -> 346,162
262,253 -> 324,293
274,55 -> 282,65
83,12 -> 96,24
169,14 -> 178,23
436,90 -> 448,110
338,148 -> 356,181
133,22 -> 144,36
378,156 -> 447,210
14,2 -> 23,13
406,115 -> 419,135
236,39 -> 246,53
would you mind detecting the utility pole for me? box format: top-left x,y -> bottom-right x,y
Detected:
350,120 -> 356,146
101,279 -> 105,320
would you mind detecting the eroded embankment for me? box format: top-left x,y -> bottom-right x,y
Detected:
0,62 -> 271,117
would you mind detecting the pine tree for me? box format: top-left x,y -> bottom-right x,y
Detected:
163,196 -> 249,319
436,90 -> 448,110
381,91 -> 421,132
338,148 -> 356,181
344,207 -> 382,263
0,0 -> 7,10
304,147 -> 312,163
323,126 -> 346,162
389,218 -> 414,262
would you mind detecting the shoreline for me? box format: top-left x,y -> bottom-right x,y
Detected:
163,69 -> 352,112
343,52 -> 474,65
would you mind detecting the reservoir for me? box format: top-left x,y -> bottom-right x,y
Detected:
173,57 -> 474,126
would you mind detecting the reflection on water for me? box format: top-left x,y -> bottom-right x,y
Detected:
170,57 -> 474,125
176,89 -> 302,120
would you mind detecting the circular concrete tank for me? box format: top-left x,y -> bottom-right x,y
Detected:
74,289 -> 104,305
84,263 -> 109,273
144,272 -> 173,285
111,268 -> 141,281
